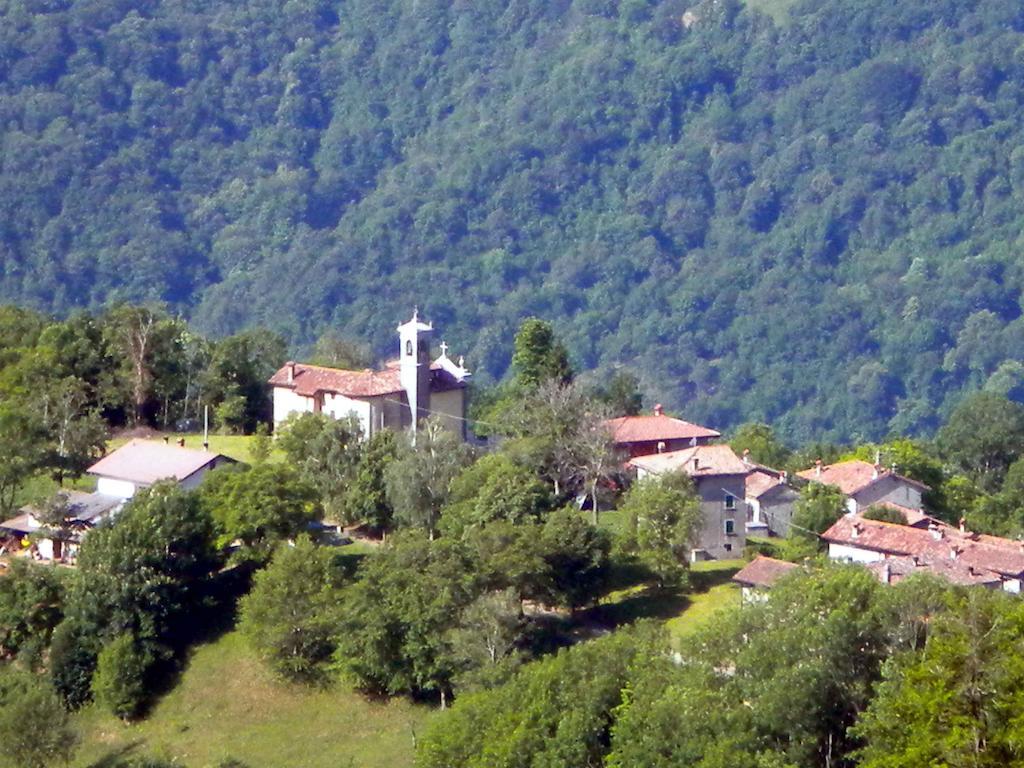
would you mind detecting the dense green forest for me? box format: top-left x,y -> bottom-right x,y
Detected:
3,0 -> 1024,441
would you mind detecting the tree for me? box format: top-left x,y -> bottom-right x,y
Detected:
310,332 -> 372,369
594,370 -> 643,416
385,418 -> 471,539
791,482 -> 847,541
200,463 -> 319,559
620,473 -> 702,588
53,481 -> 218,707
510,318 -> 572,389
441,454 -> 552,537
278,413 -> 364,520
239,537 -> 347,683
38,377 -> 108,484
0,405 -> 46,514
854,589 -> 1024,768
0,670 -> 78,768
202,330 -> 287,434
102,305 -> 180,426
536,508 -> 610,610
937,392 -> 1024,492
417,624 -> 662,768
730,422 -> 791,468
335,533 -> 479,707
342,428 -> 398,534
92,633 -> 151,722
572,407 -> 618,525
446,589 -> 525,693
0,559 -> 65,664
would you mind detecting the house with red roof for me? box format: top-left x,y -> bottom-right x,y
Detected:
797,459 -> 928,516
629,444 -> 748,560
732,556 -> 800,601
604,404 -> 720,458
269,311 -> 471,439
822,516 -> 1023,592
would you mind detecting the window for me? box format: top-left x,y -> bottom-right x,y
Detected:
405,339 -> 413,356
724,543 -> 733,552
724,519 -> 736,536
724,493 -> 736,510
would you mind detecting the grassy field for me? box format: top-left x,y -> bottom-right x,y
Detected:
666,560 -> 744,644
74,631 -> 433,768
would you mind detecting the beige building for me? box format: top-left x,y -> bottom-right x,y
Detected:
268,311 -> 471,439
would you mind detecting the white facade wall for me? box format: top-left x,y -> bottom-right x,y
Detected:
96,477 -> 137,500
322,392 -> 374,436
827,542 -> 885,564
273,387 -> 315,426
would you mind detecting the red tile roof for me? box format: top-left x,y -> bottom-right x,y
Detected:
865,501 -> 938,528
745,466 -> 787,499
823,516 -> 1024,578
604,413 -> 720,445
269,361 -> 465,399
864,556 -> 1002,588
797,459 -> 929,496
88,439 -> 229,486
628,444 -> 749,478
732,556 -> 799,588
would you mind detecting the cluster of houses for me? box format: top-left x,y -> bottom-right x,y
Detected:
5,310 -> 1024,601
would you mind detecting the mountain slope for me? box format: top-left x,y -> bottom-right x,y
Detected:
2,0 -> 1024,441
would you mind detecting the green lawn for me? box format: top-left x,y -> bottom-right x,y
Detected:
74,630 -> 433,768
666,560 -> 744,644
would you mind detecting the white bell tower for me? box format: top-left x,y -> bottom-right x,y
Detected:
398,309 -> 434,434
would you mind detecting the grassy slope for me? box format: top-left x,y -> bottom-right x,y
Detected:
74,631 -> 433,768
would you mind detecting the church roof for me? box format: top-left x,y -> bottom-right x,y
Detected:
269,361 -> 467,399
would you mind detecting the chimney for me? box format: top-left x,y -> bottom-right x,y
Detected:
742,448 -> 751,465
929,523 -> 943,541
815,459 -> 823,477
911,555 -> 920,567
959,517 -> 967,534
950,546 -> 962,561
286,361 -> 296,384
653,403 -> 664,416
692,457 -> 700,471
852,522 -> 862,539
881,562 -> 891,585
872,463 -> 880,480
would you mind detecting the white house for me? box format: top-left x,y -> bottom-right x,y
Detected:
822,516 -> 1024,592
87,439 -> 233,500
0,490 -> 122,562
268,311 -> 471,439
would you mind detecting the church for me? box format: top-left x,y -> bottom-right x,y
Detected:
268,311 -> 471,440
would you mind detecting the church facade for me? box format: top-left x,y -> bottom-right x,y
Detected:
268,312 -> 471,439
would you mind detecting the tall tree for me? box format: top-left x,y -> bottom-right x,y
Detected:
937,392 -> 1024,492
510,318 -> 573,389
385,417 -> 471,539
239,537 -> 348,683
620,472 -> 702,588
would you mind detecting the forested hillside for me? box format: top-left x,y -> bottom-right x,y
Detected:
3,0 -> 1024,441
